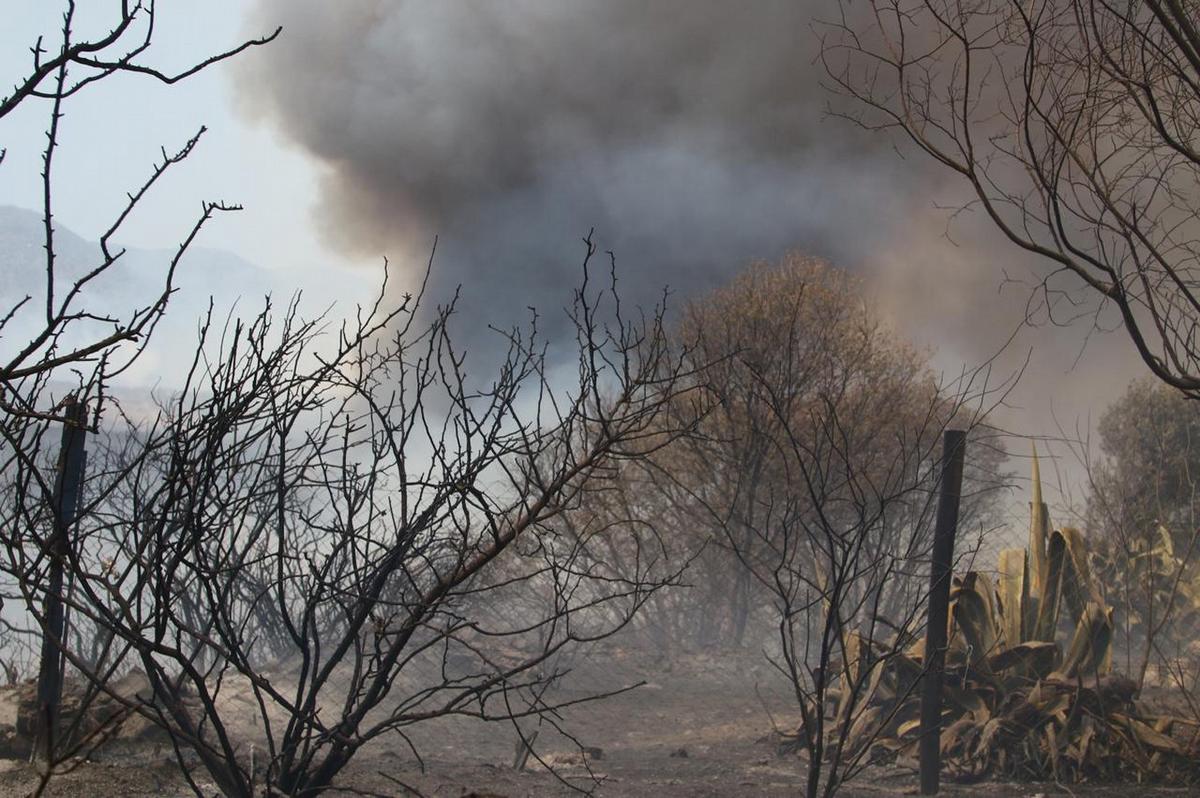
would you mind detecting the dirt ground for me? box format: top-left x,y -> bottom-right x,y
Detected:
0,647 -> 1194,797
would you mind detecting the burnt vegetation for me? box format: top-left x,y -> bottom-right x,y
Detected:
3,2 -> 1200,798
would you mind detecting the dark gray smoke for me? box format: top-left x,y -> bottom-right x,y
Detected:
236,3 -> 936,318
235,1 -> 1145,451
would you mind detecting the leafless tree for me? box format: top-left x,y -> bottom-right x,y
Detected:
821,0 -> 1200,394
598,256 -> 1009,656
625,256 -> 1011,797
0,2 -> 278,424
745,365 -> 1002,798
0,3 -> 276,790
2,236 -> 698,797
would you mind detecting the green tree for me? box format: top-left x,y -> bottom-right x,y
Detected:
1088,379 -> 1200,552
1087,379 -> 1200,688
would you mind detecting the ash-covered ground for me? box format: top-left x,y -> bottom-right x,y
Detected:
0,643 -> 1189,797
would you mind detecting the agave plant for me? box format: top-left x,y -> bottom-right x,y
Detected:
814,448 -> 1200,783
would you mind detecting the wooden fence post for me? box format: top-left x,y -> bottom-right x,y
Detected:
918,429 -> 966,795
34,397 -> 88,761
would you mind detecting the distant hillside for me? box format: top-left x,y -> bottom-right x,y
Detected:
0,204 -> 275,308
0,204 -> 279,389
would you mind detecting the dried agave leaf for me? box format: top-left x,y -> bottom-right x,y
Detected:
879,649 -> 925,709
997,548 -> 1029,647
873,738 -> 903,753
860,641 -> 887,709
1058,526 -> 1098,624
944,682 -> 989,716
1076,717 -> 1095,765
1044,722 -> 1061,780
1028,685 -> 1070,720
1156,524 -> 1176,560
844,704 -> 883,758
1115,713 -> 1182,754
986,641 -> 1057,680
977,716 -> 1002,751
1059,602 -> 1113,679
941,715 -> 976,756
833,632 -> 863,729
970,571 -> 1000,634
952,572 -> 999,668
1034,530 -> 1067,642
842,632 -> 862,685
1029,443 -> 1050,601
833,631 -> 891,742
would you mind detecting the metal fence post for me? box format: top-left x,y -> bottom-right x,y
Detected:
918,429 -> 966,795
34,397 -> 88,761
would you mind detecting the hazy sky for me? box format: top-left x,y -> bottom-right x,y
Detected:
0,3 -> 1149,496
0,4 -> 371,289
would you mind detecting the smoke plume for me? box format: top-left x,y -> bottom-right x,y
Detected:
236,1 -> 1145,454
238,5 -> 927,303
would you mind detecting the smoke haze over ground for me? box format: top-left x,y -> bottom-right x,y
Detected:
237,0 -> 1146,471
